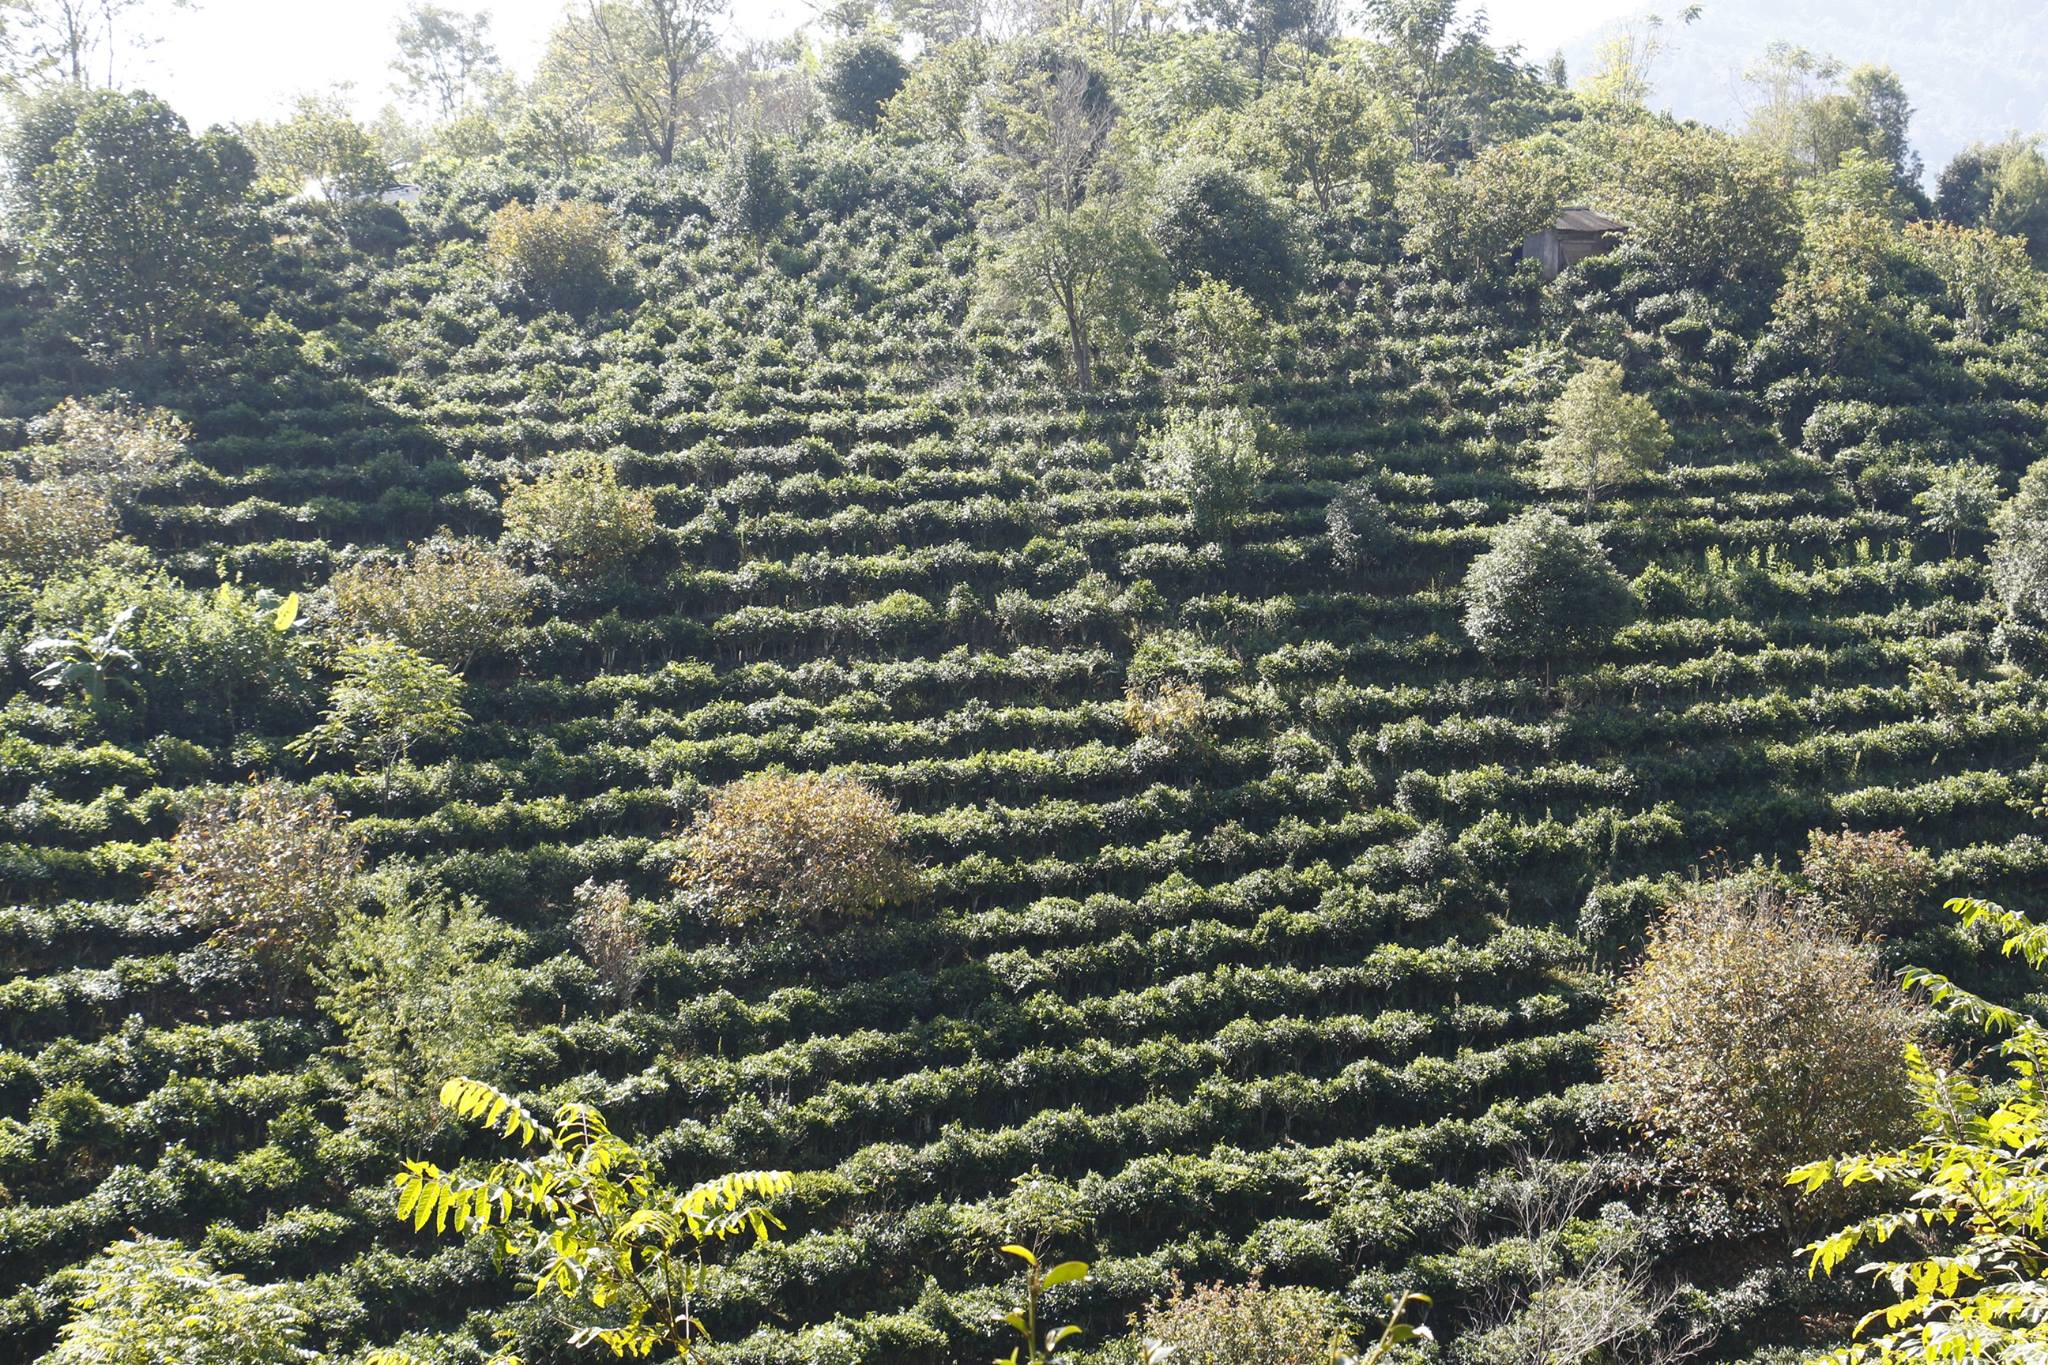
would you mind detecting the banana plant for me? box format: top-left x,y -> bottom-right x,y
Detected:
24,605 -> 138,708
996,1244 -> 1089,1365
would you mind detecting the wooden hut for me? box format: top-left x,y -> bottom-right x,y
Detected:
1522,207 -> 1628,280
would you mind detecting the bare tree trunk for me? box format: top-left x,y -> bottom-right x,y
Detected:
1061,290 -> 1092,392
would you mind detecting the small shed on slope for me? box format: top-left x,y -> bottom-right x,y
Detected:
1522,207 -> 1628,280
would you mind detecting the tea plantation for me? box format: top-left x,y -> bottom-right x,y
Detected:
5,13 -> 2048,1365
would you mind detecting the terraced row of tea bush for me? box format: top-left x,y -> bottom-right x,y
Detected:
7,11 -> 2048,1365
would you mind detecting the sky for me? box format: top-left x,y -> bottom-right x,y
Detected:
128,0 -> 1642,131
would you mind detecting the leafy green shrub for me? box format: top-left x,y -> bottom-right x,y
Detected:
484,199 -> 620,311
1600,875 -> 1921,1208
153,780 -> 362,990
1462,510 -> 1635,666
500,451 -> 658,581
1991,457 -> 2048,628
571,878 -> 648,1006
1137,1278 -> 1352,1365
20,396 -> 189,501
823,32 -> 909,131
317,879 -> 523,1132
1799,826 -> 1937,939
1535,359 -> 1671,510
675,771 -> 918,928
0,478 -> 118,580
1143,405 -> 1276,538
330,535 -> 531,669
1795,895 -> 2048,1365
289,636 -> 467,795
42,1235 -> 309,1365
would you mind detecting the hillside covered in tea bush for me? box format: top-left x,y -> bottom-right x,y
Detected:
6,3 -> 2048,1363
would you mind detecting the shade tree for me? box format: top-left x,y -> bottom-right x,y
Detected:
1143,404 -> 1277,538
1396,140 -> 1563,280
1148,156 -> 1298,310
11,89 -> 254,352
393,1079 -> 793,1359
0,0 -> 186,90
1230,57 -> 1402,215
20,395 -> 188,501
1326,482 -> 1393,574
1799,826 -> 1936,940
711,139 -> 793,251
1363,0 -> 1569,162
1137,1278 -> 1352,1365
1600,873 -> 1920,1211
571,878 -> 649,1006
1913,460 -> 2001,556
975,43 -> 1165,391
1166,278 -> 1269,396
288,636 -> 468,799
1570,119 -> 1799,306
41,1235 -> 310,1365
540,0 -> 724,166
821,29 -> 908,131
239,93 -> 392,200
330,535 -> 532,671
0,477 -> 116,579
1462,509 -> 1635,667
484,198 -> 622,312
1535,358 -> 1671,510
390,2 -> 502,120
1991,458 -> 2048,631
1937,137 -> 2048,265
1192,0 -> 1339,91
674,770 -> 918,929
317,877 -> 524,1133
153,780 -> 364,992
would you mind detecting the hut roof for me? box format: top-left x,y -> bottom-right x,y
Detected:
1552,206 -> 1628,235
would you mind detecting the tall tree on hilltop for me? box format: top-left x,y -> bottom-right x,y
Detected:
0,0 -> 191,91
546,0 -> 725,165
390,3 -> 501,120
1193,0 -> 1339,92
977,44 -> 1164,391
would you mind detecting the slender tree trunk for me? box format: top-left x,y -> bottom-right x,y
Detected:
1062,293 -> 1092,392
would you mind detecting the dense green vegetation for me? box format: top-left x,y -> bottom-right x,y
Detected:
6,2 -> 2048,1363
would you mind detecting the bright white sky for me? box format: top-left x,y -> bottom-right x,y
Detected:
130,0 -> 1640,130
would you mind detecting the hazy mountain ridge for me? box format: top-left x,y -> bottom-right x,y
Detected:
1562,0 -> 2048,179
